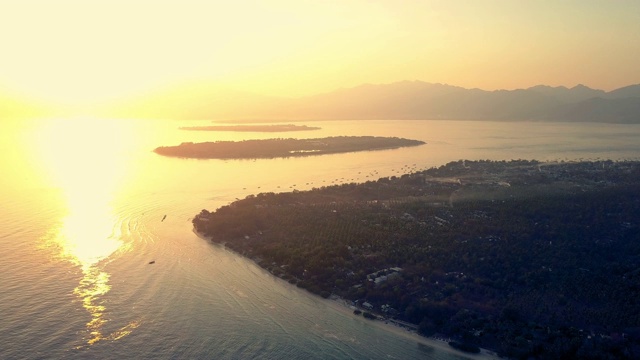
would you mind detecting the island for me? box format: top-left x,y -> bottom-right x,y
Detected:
154,136 -> 425,159
193,160 -> 640,359
179,124 -> 321,132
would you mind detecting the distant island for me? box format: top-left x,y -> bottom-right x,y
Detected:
194,160 -> 640,359
179,124 -> 321,132
154,136 -> 425,159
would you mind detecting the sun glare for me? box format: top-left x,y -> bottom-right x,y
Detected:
34,118 -> 138,345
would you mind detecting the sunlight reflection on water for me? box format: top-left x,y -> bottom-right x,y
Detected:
33,118 -> 140,346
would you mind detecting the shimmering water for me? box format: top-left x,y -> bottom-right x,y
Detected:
1,119 -> 639,359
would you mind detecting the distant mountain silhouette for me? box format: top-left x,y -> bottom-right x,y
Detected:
105,80 -> 640,123
526,84 -> 606,103
605,84 -> 640,99
552,97 -> 640,123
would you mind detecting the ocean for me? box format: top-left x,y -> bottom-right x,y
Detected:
1,118 -> 639,359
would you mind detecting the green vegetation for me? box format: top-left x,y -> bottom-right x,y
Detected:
179,124 -> 321,132
194,160 -> 640,359
155,136 -> 424,159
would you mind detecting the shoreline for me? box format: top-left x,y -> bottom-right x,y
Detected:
321,295 -> 500,360
192,229 -> 500,360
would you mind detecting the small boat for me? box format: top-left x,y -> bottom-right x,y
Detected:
161,215 -> 167,222
149,260 -> 155,264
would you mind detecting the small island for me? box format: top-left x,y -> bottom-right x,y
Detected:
154,136 -> 425,159
179,124 -> 321,132
193,160 -> 640,359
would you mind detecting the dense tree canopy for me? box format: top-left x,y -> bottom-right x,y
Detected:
194,160 -> 640,358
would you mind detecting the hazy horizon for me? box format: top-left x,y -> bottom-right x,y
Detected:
3,78 -> 640,121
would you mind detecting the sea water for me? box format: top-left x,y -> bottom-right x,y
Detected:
1,118 -> 639,359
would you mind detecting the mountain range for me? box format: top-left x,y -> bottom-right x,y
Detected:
2,81 -> 639,123
106,81 -> 640,123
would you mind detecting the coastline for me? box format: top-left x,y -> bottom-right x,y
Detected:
192,229 -> 500,360
321,296 -> 500,360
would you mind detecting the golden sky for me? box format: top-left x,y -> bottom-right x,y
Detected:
1,0 -> 638,104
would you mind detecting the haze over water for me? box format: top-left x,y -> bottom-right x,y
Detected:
1,118 -> 640,359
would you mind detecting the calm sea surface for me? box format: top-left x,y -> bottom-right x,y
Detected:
1,119 -> 639,359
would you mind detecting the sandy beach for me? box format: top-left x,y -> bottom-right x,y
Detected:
321,296 -> 501,360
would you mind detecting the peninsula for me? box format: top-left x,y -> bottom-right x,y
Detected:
154,136 -> 424,159
179,124 -> 321,132
193,160 -> 640,359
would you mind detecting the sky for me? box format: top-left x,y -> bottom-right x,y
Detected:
0,0 -> 639,105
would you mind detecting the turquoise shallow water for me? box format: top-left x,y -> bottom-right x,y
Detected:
1,119 -> 639,359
